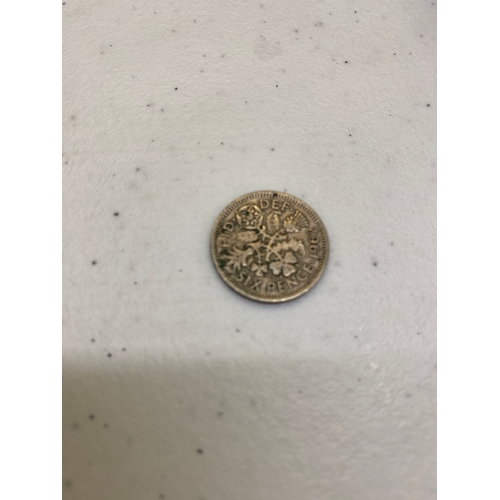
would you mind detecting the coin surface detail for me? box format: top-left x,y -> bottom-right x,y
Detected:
211,191 -> 329,303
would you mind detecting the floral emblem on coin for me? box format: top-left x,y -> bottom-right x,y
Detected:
218,207 -> 307,277
236,205 -> 263,230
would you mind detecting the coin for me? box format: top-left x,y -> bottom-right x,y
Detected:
211,191 -> 329,303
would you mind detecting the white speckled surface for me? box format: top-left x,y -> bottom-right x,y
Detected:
63,0 -> 436,499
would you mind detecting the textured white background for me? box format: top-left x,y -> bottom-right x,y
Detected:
63,0 -> 436,499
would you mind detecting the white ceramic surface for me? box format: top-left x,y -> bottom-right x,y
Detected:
63,0 -> 436,498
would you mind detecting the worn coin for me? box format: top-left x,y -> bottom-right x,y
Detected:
211,191 -> 329,303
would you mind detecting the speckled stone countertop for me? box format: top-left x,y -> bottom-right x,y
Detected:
63,1 -> 436,499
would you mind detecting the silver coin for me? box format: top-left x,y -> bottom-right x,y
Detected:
211,191 -> 329,303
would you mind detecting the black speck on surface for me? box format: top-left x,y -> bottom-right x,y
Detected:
122,347 -> 127,351
270,148 -> 275,151
357,378 -> 362,382
113,212 -> 119,216
89,414 -> 95,420
107,353 -> 112,358
345,60 -> 348,63
417,332 -> 421,335
354,335 -> 358,339
134,282 -> 137,285
276,84 -> 278,87
197,448 -> 204,454
427,103 -> 431,107
390,241 -> 394,246
179,269 -> 183,272
235,328 -> 240,333
91,338 -> 95,342
136,167 -> 140,171
174,87 -> 178,90
104,423 -> 109,428
91,260 -> 97,266
373,262 -> 378,267
349,134 -> 352,136
217,411 -> 224,417
406,393 -> 411,398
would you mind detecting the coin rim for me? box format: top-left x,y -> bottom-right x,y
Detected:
210,190 -> 329,303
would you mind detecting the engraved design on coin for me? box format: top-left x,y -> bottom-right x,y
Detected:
211,191 -> 329,303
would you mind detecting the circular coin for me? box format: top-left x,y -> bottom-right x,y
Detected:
211,191 -> 329,303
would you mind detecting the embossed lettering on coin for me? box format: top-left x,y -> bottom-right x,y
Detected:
211,191 -> 329,303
